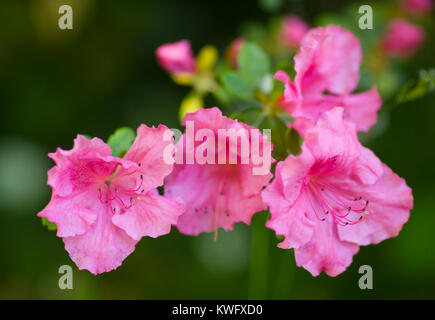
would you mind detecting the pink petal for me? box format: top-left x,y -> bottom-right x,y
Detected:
121,124 -> 174,193
112,192 -> 185,240
274,70 -> 302,115
304,108 -> 361,176
47,135 -> 113,197
182,106 -> 230,130
338,165 -> 413,245
294,220 -> 360,277
263,162 -> 315,249
296,25 -> 362,96
305,108 -> 383,182
166,164 -> 267,235
166,163 -> 266,234
350,146 -> 383,186
342,86 -> 382,132
63,206 -> 137,275
165,164 -> 222,235
37,190 -> 98,237
288,117 -> 314,138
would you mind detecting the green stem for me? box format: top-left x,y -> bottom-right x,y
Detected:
248,211 -> 269,299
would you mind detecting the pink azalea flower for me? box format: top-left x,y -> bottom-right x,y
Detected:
276,25 -> 382,132
402,0 -> 433,15
38,125 -> 185,275
165,107 -> 273,235
262,107 -> 413,277
280,15 -> 309,48
156,40 -> 196,75
382,19 -> 425,58
225,37 -> 245,69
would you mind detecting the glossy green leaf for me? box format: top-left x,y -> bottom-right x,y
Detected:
238,42 -> 271,89
285,127 -> 302,155
221,71 -> 255,100
107,127 -> 136,158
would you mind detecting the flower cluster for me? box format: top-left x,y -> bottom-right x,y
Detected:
39,5 -> 424,277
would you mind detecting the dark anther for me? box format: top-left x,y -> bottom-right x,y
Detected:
366,200 -> 369,205
141,189 -> 144,193
321,188 -> 325,191
140,175 -> 143,179
359,196 -> 362,200
345,222 -> 349,225
348,207 -> 351,211
138,163 -> 141,167
322,218 -> 326,221
326,211 -> 329,215
105,200 -> 108,204
359,216 -> 363,220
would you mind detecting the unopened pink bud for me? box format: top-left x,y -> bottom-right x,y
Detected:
382,19 -> 425,58
280,15 -> 309,48
156,40 -> 196,74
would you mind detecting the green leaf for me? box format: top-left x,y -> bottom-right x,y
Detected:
255,115 -> 288,161
41,217 -> 57,231
107,127 -> 136,157
285,127 -> 302,155
396,69 -> 435,104
238,42 -> 271,89
221,71 -> 255,100
258,0 -> 283,13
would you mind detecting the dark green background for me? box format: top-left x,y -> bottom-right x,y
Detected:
0,0 -> 434,299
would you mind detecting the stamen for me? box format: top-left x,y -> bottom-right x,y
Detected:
308,181 -> 370,226
98,167 -> 148,212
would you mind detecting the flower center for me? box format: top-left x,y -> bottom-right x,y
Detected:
97,163 -> 145,214
307,180 -> 370,226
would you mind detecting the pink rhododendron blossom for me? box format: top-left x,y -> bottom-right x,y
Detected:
382,19 -> 425,58
276,25 -> 382,132
156,40 -> 196,75
262,108 -> 413,277
402,0 -> 433,15
38,125 -> 185,274
165,107 -> 273,235
225,37 -> 245,68
280,15 -> 309,48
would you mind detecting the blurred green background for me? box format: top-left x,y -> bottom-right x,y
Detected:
0,0 -> 434,299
